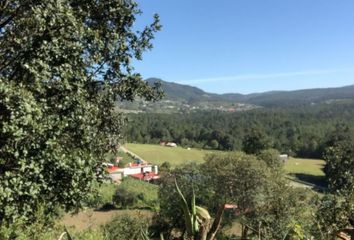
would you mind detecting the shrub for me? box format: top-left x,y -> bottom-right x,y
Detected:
101,214 -> 148,240
85,182 -> 117,209
113,178 -> 159,210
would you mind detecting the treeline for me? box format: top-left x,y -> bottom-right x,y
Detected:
125,101 -> 354,158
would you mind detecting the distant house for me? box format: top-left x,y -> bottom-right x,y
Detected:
160,141 -> 177,147
165,142 -> 177,147
107,164 -> 159,182
279,154 -> 289,162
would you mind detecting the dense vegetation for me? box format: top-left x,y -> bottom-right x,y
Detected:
0,0 -> 161,226
113,177 -> 159,210
125,101 -> 354,158
1,0 -> 353,239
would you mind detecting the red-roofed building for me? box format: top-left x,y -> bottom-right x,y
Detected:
106,164 -> 159,182
130,172 -> 160,182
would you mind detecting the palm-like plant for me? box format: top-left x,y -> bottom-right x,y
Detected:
175,179 -> 224,240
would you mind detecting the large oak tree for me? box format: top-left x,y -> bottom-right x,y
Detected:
0,0 -> 161,222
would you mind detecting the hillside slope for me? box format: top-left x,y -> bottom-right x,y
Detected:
146,78 -> 354,107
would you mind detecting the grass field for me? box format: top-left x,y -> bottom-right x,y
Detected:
284,157 -> 325,176
284,157 -> 326,187
126,143 -> 325,171
125,143 -> 219,166
125,143 -> 326,187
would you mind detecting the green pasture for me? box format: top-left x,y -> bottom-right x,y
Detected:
125,143 -> 219,166
125,143 -> 326,187
284,157 -> 325,176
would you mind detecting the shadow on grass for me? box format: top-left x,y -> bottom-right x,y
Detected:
96,203 -> 117,212
96,203 -> 156,212
290,173 -> 327,188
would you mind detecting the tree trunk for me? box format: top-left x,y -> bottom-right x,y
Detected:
241,225 -> 249,239
207,204 -> 225,240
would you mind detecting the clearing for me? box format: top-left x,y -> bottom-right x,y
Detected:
125,143 -> 326,187
126,143 -> 325,173
125,143 -> 219,166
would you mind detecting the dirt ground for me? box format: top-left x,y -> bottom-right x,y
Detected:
59,209 -> 153,231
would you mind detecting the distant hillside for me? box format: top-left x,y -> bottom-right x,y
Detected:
146,78 -> 354,107
146,78 -> 221,102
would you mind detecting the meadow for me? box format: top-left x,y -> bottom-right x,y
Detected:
125,143 -> 220,166
126,143 -> 325,175
59,144 -> 326,235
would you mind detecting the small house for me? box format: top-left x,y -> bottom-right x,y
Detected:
166,142 -> 177,147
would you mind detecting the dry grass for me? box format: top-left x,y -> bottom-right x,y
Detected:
59,209 -> 153,231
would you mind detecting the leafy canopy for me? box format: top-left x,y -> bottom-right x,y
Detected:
0,0 -> 161,223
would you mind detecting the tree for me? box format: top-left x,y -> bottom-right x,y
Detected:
324,142 -> 354,193
257,148 -> 283,170
202,152 -> 271,238
0,0 -> 161,223
320,124 -> 354,239
242,127 -> 272,154
158,163 -> 212,237
323,124 -> 354,193
249,178 -> 316,239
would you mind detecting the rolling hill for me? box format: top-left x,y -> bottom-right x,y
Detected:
146,78 -> 354,107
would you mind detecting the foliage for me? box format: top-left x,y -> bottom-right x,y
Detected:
323,124 -> 354,193
0,206 -> 62,240
101,214 -> 149,240
125,102 -> 354,157
324,144 -> 354,193
174,180 -> 223,240
313,194 -> 350,239
113,178 -> 158,210
0,0 -> 161,223
158,163 -> 213,236
157,152 -> 323,239
318,124 -> 354,239
202,152 -> 270,213
159,161 -> 172,172
85,182 -> 116,209
242,126 -> 272,154
256,149 -> 282,170
248,180 -> 316,239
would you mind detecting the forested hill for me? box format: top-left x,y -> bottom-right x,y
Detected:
147,78 -> 354,107
125,100 -> 354,158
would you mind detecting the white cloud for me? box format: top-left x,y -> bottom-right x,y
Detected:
175,68 -> 352,84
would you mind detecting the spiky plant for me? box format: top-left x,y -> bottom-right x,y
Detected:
175,179 -> 224,240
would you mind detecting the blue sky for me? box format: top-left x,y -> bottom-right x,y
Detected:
133,0 -> 354,94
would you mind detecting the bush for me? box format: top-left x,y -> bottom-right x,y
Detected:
113,187 -> 139,208
113,178 -> 159,210
101,214 -> 149,240
85,182 -> 117,209
160,161 -> 172,172
0,208 -> 61,240
257,148 -> 282,170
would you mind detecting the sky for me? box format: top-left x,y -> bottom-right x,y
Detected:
133,0 -> 354,94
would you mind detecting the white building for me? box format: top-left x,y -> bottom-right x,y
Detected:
108,164 -> 158,182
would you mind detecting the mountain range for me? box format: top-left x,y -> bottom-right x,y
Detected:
146,78 -> 354,107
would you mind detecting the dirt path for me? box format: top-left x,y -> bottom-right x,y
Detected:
120,146 -> 147,163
